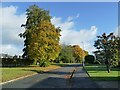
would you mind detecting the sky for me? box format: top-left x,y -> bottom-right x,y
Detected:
0,2 -> 118,55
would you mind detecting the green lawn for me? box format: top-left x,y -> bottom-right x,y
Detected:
1,64 -> 62,82
84,64 -> 120,81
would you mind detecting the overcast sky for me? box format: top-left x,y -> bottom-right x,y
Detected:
1,2 -> 118,55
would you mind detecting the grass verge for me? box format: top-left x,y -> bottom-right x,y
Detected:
84,64 -> 120,81
1,64 -> 62,83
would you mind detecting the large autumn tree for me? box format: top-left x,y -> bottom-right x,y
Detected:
19,5 -> 61,67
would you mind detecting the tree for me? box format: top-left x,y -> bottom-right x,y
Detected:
56,45 -> 75,63
55,44 -> 88,63
85,55 -> 95,64
112,36 -> 120,67
19,5 -> 61,67
72,45 -> 88,63
94,33 -> 117,73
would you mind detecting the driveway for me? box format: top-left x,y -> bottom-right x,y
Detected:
2,64 -> 100,89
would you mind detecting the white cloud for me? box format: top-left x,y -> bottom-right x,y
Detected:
76,14 -> 80,18
0,6 -> 26,55
67,16 -> 73,21
51,16 -> 97,54
1,6 -> 97,55
66,14 -> 80,22
1,44 -> 23,56
114,26 -> 120,37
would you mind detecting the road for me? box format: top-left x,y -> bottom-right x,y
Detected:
2,64 -> 101,89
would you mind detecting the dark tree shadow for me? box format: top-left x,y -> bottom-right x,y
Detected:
25,76 -> 102,90
22,64 -> 82,75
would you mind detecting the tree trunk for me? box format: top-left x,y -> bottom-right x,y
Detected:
105,48 -> 110,73
106,64 -> 110,73
105,60 -> 110,73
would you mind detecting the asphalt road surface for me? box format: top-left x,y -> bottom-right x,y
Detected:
2,64 -> 101,90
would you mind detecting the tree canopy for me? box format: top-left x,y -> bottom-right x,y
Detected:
94,32 -> 119,73
19,5 -> 61,67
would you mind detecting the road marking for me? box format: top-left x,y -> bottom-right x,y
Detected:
0,73 -> 37,85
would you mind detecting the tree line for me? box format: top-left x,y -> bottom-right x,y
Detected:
2,44 -> 88,67
55,45 -> 88,64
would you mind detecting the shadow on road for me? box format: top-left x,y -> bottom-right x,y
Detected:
22,64 -> 82,75
25,76 -> 69,89
24,76 -> 103,89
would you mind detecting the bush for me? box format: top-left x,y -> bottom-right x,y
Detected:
2,58 -> 32,67
85,55 -> 95,64
39,60 -> 50,67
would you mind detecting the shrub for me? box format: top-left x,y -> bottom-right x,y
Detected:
39,60 -> 50,67
85,55 -> 95,64
2,58 -> 32,67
